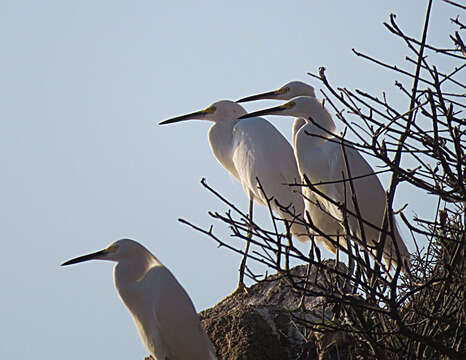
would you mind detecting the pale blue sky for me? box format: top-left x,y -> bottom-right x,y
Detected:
0,1 -> 458,359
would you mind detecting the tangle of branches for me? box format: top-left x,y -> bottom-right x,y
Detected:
183,1 -> 465,358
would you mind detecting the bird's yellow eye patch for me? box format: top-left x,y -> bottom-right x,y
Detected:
105,244 -> 119,253
281,101 -> 295,109
204,106 -> 216,114
278,87 -> 289,94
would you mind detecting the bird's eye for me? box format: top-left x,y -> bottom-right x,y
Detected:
204,106 -> 216,114
278,87 -> 289,94
283,101 -> 295,109
106,244 -> 120,253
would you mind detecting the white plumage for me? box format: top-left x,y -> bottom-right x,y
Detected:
238,82 -> 345,253
239,95 -> 410,271
62,239 -> 217,360
160,100 -> 308,290
161,100 -> 307,239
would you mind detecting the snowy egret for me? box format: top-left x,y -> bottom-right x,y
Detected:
61,239 -> 217,360
239,96 -> 410,271
238,82 -> 345,254
160,100 -> 308,292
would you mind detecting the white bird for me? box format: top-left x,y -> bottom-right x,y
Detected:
238,96 -> 410,272
238,82 -> 346,255
160,100 -> 308,292
62,239 -> 217,360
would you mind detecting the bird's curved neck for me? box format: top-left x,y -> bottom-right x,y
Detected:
114,255 -> 158,288
208,121 -> 239,179
302,102 -> 337,141
292,117 -> 306,149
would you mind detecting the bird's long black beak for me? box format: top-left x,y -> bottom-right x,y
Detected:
159,110 -> 207,125
238,104 -> 286,119
61,249 -> 108,266
236,90 -> 280,103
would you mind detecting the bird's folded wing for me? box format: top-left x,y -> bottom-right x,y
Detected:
149,267 -> 216,360
232,118 -> 302,210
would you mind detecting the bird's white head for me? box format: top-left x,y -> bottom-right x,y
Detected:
238,96 -> 321,120
160,100 -> 247,125
237,81 -> 316,102
61,239 -> 151,266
